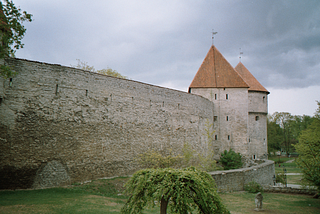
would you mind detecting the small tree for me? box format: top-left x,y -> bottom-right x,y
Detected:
220,149 -> 242,170
72,59 -> 127,79
0,0 -> 32,78
294,101 -> 320,192
121,167 -> 230,214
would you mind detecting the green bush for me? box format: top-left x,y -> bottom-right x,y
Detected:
220,149 -> 243,170
276,173 -> 286,185
244,181 -> 264,193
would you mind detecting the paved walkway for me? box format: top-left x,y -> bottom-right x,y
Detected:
286,173 -> 302,175
285,159 -> 295,163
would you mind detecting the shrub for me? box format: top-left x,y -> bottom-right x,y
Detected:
122,167 -> 230,214
136,120 -> 217,172
276,173 -> 286,185
244,181 -> 264,193
220,149 -> 243,170
136,148 -> 183,169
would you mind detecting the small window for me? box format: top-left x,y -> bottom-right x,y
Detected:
249,138 -> 251,142
215,135 -> 218,140
226,116 -> 229,121
214,116 -> 218,121
263,96 -> 265,103
228,135 -> 230,140
226,94 -> 229,100
0,97 -> 2,105
214,94 -> 217,100
253,155 -> 256,160
9,78 -> 13,87
255,116 -> 259,121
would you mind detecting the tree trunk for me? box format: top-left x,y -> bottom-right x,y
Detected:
160,196 -> 169,214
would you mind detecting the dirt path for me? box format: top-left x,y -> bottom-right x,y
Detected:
285,159 -> 295,163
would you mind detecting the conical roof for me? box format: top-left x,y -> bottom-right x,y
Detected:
189,45 -> 249,90
235,62 -> 269,93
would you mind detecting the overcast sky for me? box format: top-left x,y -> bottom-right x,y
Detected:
12,0 -> 320,116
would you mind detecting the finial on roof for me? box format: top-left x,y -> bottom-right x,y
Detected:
212,29 -> 217,45
239,48 -> 243,62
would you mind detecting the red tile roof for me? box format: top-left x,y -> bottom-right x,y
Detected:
189,45 -> 249,89
235,62 -> 269,93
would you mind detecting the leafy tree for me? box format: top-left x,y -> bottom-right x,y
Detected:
267,116 -> 283,154
121,167 -> 230,214
0,0 -> 32,78
73,59 -> 127,79
289,115 -> 313,149
268,112 -> 314,156
294,101 -> 320,192
270,112 -> 294,156
219,149 -> 242,170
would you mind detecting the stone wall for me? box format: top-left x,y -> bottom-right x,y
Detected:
210,160 -> 275,192
0,58 -> 214,189
263,186 -> 318,195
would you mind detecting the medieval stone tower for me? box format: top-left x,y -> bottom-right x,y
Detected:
189,45 -> 269,159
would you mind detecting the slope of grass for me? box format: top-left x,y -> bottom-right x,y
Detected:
220,191 -> 320,214
1,175 -> 319,214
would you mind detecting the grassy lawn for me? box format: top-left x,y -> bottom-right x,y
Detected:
1,176 -> 319,214
269,155 -> 296,164
220,191 -> 320,214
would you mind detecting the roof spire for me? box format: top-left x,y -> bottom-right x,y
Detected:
239,48 -> 243,62
212,29 -> 217,45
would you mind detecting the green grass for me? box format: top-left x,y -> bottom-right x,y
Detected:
1,187 -> 319,214
0,187 -> 159,214
269,155 -> 295,164
220,191 -> 320,214
1,173 -> 320,214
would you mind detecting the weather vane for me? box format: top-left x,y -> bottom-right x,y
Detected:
212,29 -> 217,45
239,48 -> 243,62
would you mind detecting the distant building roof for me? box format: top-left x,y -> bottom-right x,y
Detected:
189,45 -> 249,90
235,62 -> 269,94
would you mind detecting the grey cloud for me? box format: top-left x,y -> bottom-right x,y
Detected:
13,0 -> 320,91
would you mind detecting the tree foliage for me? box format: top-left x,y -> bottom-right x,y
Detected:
244,181 -> 264,193
136,148 -> 183,169
73,59 -> 127,79
136,120 -> 216,172
267,117 -> 283,153
219,149 -> 242,170
271,112 -> 294,156
268,112 -> 313,155
294,101 -> 320,192
121,167 -> 230,214
0,0 -> 32,78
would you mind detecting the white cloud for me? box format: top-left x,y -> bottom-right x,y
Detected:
268,86 -> 320,116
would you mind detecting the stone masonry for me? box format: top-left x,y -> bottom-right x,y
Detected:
0,58 -> 214,189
